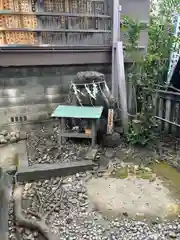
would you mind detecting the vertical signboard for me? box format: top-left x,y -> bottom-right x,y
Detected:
107,108 -> 114,134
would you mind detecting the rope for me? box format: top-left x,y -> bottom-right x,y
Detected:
70,80 -> 106,87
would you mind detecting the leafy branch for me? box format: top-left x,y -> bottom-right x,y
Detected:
122,0 -> 179,145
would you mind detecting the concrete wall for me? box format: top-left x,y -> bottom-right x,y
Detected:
0,64 -> 111,130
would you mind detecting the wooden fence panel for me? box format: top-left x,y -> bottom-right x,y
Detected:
127,86 -> 180,135
154,90 -> 180,134
177,103 -> 180,136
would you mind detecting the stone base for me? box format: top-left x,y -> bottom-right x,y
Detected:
85,146 -> 98,160
17,160 -> 96,182
102,132 -> 121,147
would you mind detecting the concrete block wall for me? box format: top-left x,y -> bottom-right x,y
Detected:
0,64 -> 111,130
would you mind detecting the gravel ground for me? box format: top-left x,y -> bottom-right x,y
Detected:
26,124 -> 91,166
8,172 -> 180,240
6,123 -> 180,240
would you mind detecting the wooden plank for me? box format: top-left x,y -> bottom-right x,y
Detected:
155,93 -> 160,117
155,116 -> 180,128
91,120 -> 96,147
162,98 -> 167,131
154,88 -> 180,97
0,28 -> 111,33
60,132 -> 92,139
127,83 -> 137,114
60,118 -> 65,144
169,99 -> 176,134
127,81 -> 134,113
116,41 -> 128,133
112,0 -> 120,98
177,102 -> 180,136
165,98 -> 171,132
144,87 -> 180,98
107,109 -> 114,134
171,99 -> 177,134
0,11 -> 111,18
158,97 -> 163,131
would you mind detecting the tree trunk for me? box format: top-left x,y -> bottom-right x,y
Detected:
14,186 -> 59,240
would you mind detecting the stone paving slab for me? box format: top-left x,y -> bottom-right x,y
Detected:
84,146 -> 98,160
17,160 -> 96,182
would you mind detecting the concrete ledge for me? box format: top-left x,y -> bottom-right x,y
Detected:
0,46 -> 146,66
17,160 -> 96,182
0,49 -> 111,66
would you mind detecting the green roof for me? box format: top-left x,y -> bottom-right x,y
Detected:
51,105 -> 103,119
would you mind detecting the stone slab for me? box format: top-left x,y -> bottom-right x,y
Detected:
17,160 -> 95,182
84,146 -> 98,160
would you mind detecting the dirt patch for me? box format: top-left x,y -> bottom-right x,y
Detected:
86,176 -> 179,219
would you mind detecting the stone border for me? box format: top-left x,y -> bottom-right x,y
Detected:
15,142 -> 96,182
0,123 -> 97,182
17,160 -> 95,182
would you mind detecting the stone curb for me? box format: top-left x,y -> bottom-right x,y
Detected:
17,160 -> 96,182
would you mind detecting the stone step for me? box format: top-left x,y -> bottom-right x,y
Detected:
17,160 -> 96,182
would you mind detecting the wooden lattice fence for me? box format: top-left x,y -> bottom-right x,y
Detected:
155,89 -> 180,135
128,86 -> 180,136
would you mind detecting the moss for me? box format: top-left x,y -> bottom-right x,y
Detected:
112,164 -> 154,180
149,161 -> 180,190
136,169 -> 153,179
112,167 -> 129,179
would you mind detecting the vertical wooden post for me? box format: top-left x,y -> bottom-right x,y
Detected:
116,41 -> 128,133
165,98 -> 171,132
59,117 -> 65,145
155,92 -> 160,117
91,119 -> 96,148
60,117 -> 66,144
170,100 -> 175,134
112,0 -> 120,98
112,2 -> 128,133
58,119 -> 62,145
177,102 -> 180,135
158,97 -> 163,130
107,109 -> 114,134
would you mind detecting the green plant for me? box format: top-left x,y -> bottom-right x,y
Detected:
122,0 -> 179,146
127,114 -> 155,146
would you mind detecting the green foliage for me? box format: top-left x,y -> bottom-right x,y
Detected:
127,107 -> 156,145
123,0 -> 179,145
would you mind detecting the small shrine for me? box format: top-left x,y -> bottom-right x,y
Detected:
51,105 -> 103,148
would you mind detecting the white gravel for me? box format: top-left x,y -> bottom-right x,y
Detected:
8,173 -> 180,240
